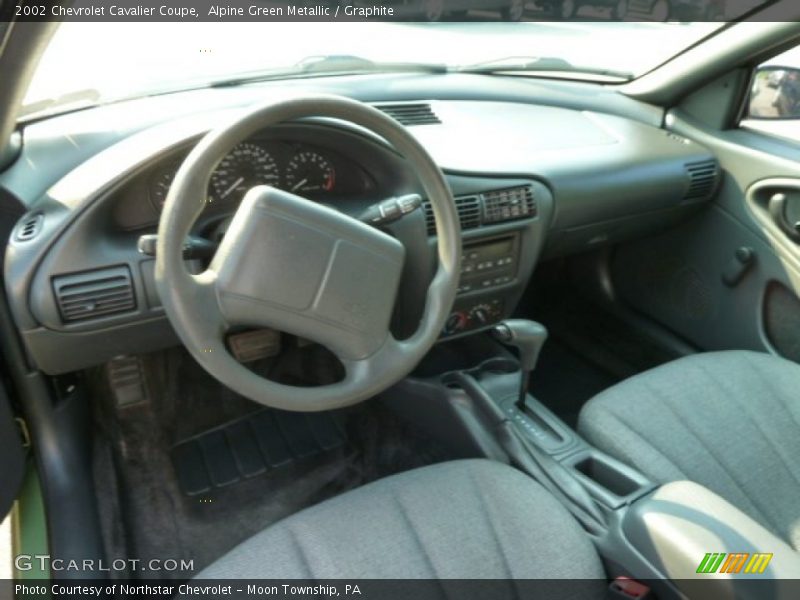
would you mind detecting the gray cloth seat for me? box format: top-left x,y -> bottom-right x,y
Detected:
192,459 -> 605,582
579,350 -> 800,551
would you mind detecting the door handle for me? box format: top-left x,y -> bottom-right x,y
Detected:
767,191 -> 800,243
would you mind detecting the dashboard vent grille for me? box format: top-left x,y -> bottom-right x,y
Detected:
482,186 -> 536,224
15,213 -> 43,242
684,160 -> 719,201
424,196 -> 482,236
377,103 -> 440,126
53,266 -> 136,323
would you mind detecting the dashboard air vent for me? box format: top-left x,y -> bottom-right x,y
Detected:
482,186 -> 536,224
15,213 -> 43,242
53,266 -> 136,323
377,103 -> 440,126
424,195 -> 482,236
684,160 -> 719,201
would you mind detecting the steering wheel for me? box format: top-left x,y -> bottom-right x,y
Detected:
155,95 -> 461,411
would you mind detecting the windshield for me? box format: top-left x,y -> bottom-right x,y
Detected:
24,21 -> 723,117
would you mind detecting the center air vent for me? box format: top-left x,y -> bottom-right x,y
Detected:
424,196 -> 482,235
53,266 -> 136,323
482,186 -> 536,224
377,103 -> 440,126
684,160 -> 719,201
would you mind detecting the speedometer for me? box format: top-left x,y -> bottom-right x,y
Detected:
285,151 -> 336,195
209,142 -> 280,203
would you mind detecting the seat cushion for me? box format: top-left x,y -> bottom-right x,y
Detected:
192,459 -> 605,580
579,350 -> 800,551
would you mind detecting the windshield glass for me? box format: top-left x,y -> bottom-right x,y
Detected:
24,21 -> 723,117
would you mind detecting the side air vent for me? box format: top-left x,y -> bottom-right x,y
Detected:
15,213 -> 43,242
424,196 -> 482,236
53,266 -> 136,323
377,103 -> 440,126
482,186 -> 537,224
684,160 -> 719,201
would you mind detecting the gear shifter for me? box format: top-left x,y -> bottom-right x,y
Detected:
492,319 -> 548,410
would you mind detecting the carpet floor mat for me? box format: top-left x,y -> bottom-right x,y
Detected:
517,262 -> 686,427
89,345 -> 449,580
170,409 -> 346,496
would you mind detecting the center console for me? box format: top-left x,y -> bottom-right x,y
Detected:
385,323 -> 800,598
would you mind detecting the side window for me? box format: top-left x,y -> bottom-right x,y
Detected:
741,46 -> 800,142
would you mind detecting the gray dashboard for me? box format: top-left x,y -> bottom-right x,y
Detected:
0,75 -> 720,375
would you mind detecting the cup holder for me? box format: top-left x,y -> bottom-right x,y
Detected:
565,450 -> 655,508
440,373 -> 466,391
573,455 -> 641,497
440,358 -> 518,389
474,357 -> 519,376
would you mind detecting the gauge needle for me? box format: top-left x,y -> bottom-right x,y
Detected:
291,178 -> 308,192
220,176 -> 245,200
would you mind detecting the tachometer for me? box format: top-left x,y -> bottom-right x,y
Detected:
285,150 -> 336,195
209,142 -> 280,203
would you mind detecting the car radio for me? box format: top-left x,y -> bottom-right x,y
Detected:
457,235 -> 519,295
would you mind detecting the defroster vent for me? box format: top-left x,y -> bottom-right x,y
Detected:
377,103 -> 441,126
15,213 -> 43,242
53,266 -> 136,323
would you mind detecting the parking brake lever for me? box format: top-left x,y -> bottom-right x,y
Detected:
492,319 -> 548,410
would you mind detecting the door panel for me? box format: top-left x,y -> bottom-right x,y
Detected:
747,178 -> 800,251
609,108 -> 800,359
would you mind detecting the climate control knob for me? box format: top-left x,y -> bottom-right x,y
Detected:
444,312 -> 467,335
472,308 -> 488,325
468,303 -> 493,326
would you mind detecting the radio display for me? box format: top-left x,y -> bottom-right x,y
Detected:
465,237 -> 514,260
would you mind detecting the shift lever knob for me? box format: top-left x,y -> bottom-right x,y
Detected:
492,319 -> 548,373
492,319 -> 548,410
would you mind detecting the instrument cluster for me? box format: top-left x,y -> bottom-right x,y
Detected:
148,139 -> 373,211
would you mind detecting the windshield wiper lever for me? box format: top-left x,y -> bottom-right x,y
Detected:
359,194 -> 422,227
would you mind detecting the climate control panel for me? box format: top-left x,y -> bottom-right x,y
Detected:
442,298 -> 504,337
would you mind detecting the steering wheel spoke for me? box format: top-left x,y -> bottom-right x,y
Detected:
191,270 -> 228,333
